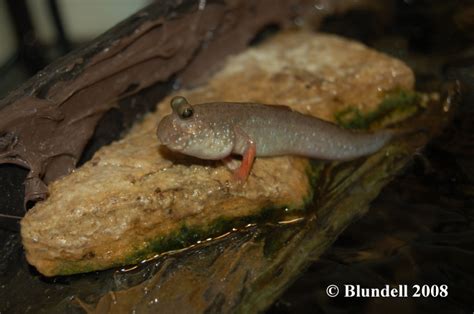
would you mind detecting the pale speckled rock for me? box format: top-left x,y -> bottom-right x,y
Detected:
21,31 -> 414,276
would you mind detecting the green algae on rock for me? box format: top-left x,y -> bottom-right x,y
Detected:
334,90 -> 424,129
56,161 -> 321,276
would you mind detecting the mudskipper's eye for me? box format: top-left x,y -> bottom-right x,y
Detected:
170,96 -> 194,119
180,107 -> 193,119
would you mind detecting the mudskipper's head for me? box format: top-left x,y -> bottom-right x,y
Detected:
156,96 -> 234,160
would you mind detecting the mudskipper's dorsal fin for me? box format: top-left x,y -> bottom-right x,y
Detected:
265,104 -> 293,111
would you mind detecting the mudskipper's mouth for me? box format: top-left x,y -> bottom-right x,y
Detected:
167,143 -> 184,151
157,129 -> 185,151
160,138 -> 186,151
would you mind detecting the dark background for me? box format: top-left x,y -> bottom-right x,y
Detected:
272,1 -> 474,313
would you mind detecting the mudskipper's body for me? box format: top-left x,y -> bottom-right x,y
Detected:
157,96 -> 393,181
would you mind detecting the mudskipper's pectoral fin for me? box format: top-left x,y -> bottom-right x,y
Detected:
232,126 -> 256,182
236,141 -> 256,182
